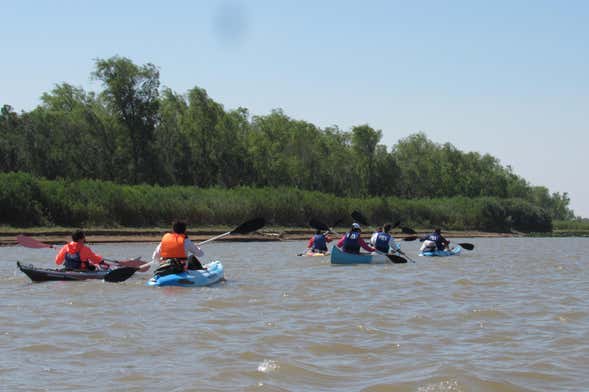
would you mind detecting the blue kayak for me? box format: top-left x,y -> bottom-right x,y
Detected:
146,261 -> 224,287
419,245 -> 462,257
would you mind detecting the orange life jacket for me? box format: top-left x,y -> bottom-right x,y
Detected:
160,233 -> 187,259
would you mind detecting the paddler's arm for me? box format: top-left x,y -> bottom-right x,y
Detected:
82,246 -> 104,267
389,237 -> 400,253
359,238 -> 375,252
307,237 -> 314,249
184,238 -> 204,257
152,243 -> 161,263
55,245 -> 67,265
336,236 -> 345,248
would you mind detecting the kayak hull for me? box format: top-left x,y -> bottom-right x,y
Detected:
146,260 -> 224,287
17,261 -> 110,282
304,251 -> 329,257
419,245 -> 462,257
330,246 -> 390,265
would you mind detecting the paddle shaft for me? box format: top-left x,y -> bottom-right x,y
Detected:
198,231 -> 231,246
140,218 -> 265,269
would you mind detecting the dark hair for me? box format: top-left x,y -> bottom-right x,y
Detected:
315,229 -> 322,235
72,230 -> 85,242
435,228 -> 441,234
173,221 -> 187,234
384,224 -> 392,232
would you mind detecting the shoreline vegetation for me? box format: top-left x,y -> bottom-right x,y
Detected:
1,56 -> 583,236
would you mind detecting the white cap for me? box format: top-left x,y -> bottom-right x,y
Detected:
352,223 -> 360,229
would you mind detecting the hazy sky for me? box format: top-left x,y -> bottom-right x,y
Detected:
2,0 -> 588,216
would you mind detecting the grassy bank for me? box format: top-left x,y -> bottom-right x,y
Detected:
542,220 -> 589,237
1,172 -> 553,232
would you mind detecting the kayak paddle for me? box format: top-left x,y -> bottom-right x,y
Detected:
386,254 -> 408,263
308,218 -> 329,232
197,217 -> 266,246
458,243 -> 475,250
103,267 -> 138,283
352,211 -> 402,231
351,210 -> 369,226
397,228 -> 474,251
401,227 -> 417,235
137,217 -> 267,270
308,218 -> 341,235
299,218 -> 341,256
16,235 -> 54,249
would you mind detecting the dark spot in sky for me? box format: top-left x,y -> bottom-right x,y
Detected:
212,1 -> 249,48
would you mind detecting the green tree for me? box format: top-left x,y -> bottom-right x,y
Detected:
93,56 -> 160,183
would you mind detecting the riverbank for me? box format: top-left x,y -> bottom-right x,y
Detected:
0,226 -> 522,246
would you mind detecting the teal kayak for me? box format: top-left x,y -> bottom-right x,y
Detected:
146,261 -> 224,287
330,246 -> 406,264
419,245 -> 462,257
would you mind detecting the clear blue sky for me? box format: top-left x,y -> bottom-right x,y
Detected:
2,0 -> 588,216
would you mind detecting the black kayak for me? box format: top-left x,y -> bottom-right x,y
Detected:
16,261 -> 135,283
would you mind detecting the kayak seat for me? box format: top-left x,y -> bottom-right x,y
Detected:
187,255 -> 205,270
154,259 -> 184,277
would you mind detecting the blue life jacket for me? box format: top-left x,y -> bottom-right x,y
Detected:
425,233 -> 445,250
64,252 -> 86,270
343,232 -> 361,253
375,233 -> 392,253
312,234 -> 328,252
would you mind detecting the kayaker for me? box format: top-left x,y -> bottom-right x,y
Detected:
373,224 -> 400,254
337,223 -> 375,254
307,229 -> 332,253
152,221 -> 205,275
55,230 -> 109,271
420,228 -> 450,252
370,227 -> 383,246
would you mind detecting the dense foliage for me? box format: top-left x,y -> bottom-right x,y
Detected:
0,56 -> 574,228
0,172 -> 553,232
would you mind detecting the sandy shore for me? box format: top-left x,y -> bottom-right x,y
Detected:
0,227 -> 518,246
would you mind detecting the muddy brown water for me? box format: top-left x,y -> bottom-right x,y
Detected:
1,238 -> 588,391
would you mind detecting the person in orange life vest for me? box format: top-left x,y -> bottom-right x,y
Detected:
55,230 -> 108,271
152,221 -> 205,270
336,223 -> 375,254
307,229 -> 332,253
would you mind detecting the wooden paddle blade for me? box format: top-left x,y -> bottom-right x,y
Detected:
401,227 -> 417,235
16,235 -> 54,249
387,254 -> 408,264
351,211 -> 369,226
458,243 -> 475,250
403,236 -> 418,241
231,218 -> 266,234
309,219 -> 329,231
103,267 -> 137,283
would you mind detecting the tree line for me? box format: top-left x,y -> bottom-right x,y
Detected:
0,56 -> 574,226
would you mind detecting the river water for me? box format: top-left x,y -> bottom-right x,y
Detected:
1,238 -> 588,391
